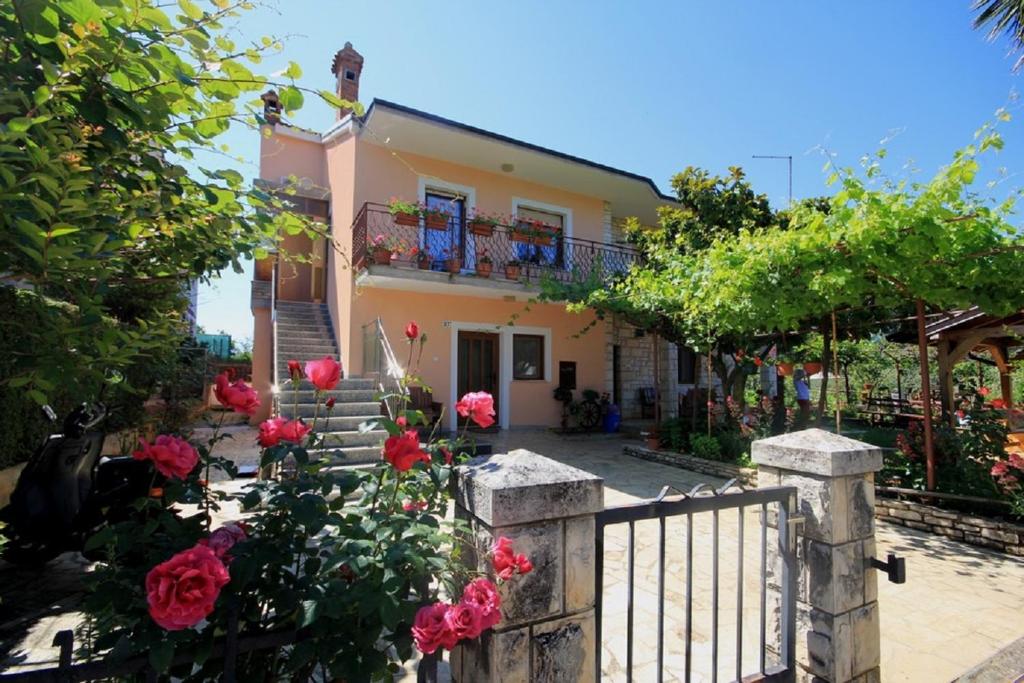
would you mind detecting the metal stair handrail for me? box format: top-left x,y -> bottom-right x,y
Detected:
366,317 -> 406,420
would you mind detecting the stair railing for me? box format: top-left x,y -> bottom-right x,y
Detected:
364,317 -> 406,420
271,256 -> 280,418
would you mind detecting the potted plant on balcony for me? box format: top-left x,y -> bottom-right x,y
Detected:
468,209 -> 502,237
423,205 -> 451,231
370,234 -> 394,265
416,247 -> 431,270
444,248 -> 461,274
513,218 -> 559,246
387,197 -> 421,227
504,258 -> 522,281
477,250 -> 493,278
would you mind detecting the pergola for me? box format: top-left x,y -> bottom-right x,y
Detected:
926,307 -> 1023,426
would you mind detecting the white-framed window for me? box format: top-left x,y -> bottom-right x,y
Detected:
511,197 -> 572,269
512,334 -> 545,380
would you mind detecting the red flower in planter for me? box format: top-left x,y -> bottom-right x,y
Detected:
145,545 -> 229,631
133,435 -> 199,480
456,391 -> 496,429
383,430 -> 430,472
412,603 -> 457,654
214,371 -> 260,415
305,356 -> 341,391
405,320 -> 420,340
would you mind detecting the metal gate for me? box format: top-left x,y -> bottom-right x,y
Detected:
594,481 -> 799,683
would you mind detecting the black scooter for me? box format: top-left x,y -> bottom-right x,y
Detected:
1,403 -> 155,566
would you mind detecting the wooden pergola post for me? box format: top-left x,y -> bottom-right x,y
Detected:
989,343 -> 1014,418
916,299 -> 937,491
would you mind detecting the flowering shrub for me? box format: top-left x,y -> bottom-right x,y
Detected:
82,331 -> 513,679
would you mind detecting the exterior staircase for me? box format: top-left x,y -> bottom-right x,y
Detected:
274,301 -> 385,466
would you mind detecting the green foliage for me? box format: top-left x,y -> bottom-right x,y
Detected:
688,433 -> 723,461
0,0 -> 357,405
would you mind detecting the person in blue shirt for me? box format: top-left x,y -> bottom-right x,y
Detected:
794,368 -> 811,429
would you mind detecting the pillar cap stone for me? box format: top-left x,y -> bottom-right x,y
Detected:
455,449 -> 604,528
751,428 -> 882,477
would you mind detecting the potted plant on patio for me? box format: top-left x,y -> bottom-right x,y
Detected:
416,247 -> 431,270
504,258 -> 522,280
476,250 -> 493,278
371,234 -> 395,265
468,209 -> 502,237
387,197 -> 421,227
423,205 -> 452,231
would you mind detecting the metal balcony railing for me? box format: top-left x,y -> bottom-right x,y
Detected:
352,202 -> 639,286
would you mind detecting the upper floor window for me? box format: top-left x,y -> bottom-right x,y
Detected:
515,205 -> 564,268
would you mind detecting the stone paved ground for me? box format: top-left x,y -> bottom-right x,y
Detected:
481,430 -> 1024,683
4,428 -> 1024,682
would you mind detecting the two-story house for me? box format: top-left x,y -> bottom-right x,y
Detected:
250,44 -> 687,454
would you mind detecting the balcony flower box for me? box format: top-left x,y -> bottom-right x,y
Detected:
513,220 -> 558,246
504,261 -> 522,280
469,220 -> 495,237
394,212 -> 419,227
510,226 -> 532,243
477,249 -> 493,278
424,211 -> 450,231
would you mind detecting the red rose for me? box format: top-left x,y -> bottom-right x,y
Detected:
460,578 -> 502,630
305,356 -> 341,391
412,603 -> 457,654
979,387 -> 991,397
287,359 -> 302,381
198,522 -> 247,560
402,499 -> 428,512
441,447 -> 453,465
991,398 -> 1008,410
145,545 -> 229,631
405,321 -> 420,340
456,391 -> 496,429
214,372 -> 260,415
444,602 -> 483,641
754,357 -> 763,367
491,536 -> 532,580
133,435 -> 199,480
396,416 -> 408,428
278,418 -> 312,444
258,417 -> 286,447
325,396 -> 336,410
383,430 -> 430,472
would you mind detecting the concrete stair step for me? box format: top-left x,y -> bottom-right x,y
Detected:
275,378 -> 376,391
277,345 -> 340,356
277,389 -> 378,404
315,430 -> 386,448
282,401 -> 382,418
298,414 -> 383,432
315,445 -> 382,466
277,329 -> 336,339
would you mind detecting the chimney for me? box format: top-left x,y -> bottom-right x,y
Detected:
260,89 -> 281,124
330,42 -> 364,120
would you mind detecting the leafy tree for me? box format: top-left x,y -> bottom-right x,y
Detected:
0,0 -> 355,407
973,0 -> 1024,71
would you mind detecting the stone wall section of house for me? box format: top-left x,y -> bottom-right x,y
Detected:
875,497 -> 1024,556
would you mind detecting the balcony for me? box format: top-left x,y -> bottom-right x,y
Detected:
351,202 -> 638,297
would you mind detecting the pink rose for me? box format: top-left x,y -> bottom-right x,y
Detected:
145,545 -> 229,630
460,578 -> 502,630
402,499 -> 428,512
133,435 -> 199,480
198,522 -> 247,560
305,356 -> 341,391
278,418 -> 312,444
214,372 -> 260,415
258,417 -> 286,447
456,391 -> 496,429
444,602 -> 483,641
491,536 -> 532,580
412,603 -> 457,654
979,387 -> 991,397
383,430 -> 430,472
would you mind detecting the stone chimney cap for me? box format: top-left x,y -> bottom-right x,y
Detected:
331,42 -> 364,75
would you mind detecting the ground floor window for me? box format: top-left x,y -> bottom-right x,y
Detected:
513,334 -> 545,380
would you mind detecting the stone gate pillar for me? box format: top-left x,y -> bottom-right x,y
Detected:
450,449 -> 604,683
753,429 -> 883,683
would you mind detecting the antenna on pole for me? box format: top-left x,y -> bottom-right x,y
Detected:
752,154 -> 793,206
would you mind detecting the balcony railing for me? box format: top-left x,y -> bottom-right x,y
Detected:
352,202 -> 639,287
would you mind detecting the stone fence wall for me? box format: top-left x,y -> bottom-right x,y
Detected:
875,497 -> 1024,556
622,445 -> 758,487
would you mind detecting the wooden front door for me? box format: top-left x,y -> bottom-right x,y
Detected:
457,331 -> 499,424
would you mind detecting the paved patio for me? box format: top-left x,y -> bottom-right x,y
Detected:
3,428 -> 1023,681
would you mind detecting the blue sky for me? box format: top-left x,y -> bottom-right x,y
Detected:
197,0 -> 1022,343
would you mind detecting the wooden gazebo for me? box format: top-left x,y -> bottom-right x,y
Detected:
926,306 -> 1023,425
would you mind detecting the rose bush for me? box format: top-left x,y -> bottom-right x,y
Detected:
83,325 -> 516,680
